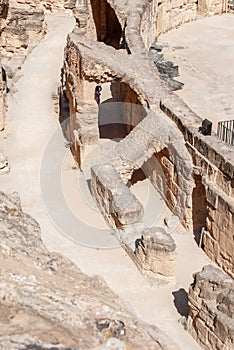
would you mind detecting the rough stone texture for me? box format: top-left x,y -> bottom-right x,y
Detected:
130,0 -> 224,50
160,96 -> 234,278
91,164 -> 176,280
0,191 -> 179,350
63,0 -> 234,279
1,6 -> 45,60
10,0 -> 70,12
134,227 -> 176,277
188,265 -> 234,350
91,164 -> 144,234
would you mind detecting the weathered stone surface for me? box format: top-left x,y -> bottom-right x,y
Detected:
188,265 -> 234,350
0,191 -> 178,350
91,164 -> 144,233
1,6 -> 45,59
134,227 -> 176,277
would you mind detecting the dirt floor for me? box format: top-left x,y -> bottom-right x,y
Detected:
3,12 -> 233,350
158,14 -> 234,130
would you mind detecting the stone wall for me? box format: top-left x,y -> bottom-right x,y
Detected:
10,0 -> 69,11
139,0 -> 224,48
1,6 -> 45,59
188,265 -> 234,350
91,164 -> 144,235
160,95 -> 234,278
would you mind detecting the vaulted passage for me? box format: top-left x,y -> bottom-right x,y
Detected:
90,0 -> 122,49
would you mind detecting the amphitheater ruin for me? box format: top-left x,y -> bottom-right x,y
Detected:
0,1 -> 233,349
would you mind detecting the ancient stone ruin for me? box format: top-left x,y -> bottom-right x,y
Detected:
188,265 -> 234,349
0,0 -> 233,349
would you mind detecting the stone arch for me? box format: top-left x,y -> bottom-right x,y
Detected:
99,109 -> 195,229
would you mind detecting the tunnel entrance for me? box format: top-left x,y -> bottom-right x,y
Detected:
90,0 -> 123,49
192,174 -> 208,246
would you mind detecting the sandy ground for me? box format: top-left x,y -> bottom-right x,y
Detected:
0,13 -> 219,350
158,14 -> 234,130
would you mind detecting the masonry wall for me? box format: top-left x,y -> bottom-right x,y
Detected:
140,0 -> 224,48
1,7 -> 45,59
188,265 -> 234,350
9,0 -> 68,11
160,96 -> 234,278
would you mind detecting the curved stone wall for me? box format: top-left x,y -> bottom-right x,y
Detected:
138,0 -> 224,49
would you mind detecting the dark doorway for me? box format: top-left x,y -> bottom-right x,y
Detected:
192,174 -> 208,246
90,0 -> 123,49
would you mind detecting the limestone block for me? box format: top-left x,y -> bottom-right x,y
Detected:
91,164 -> 144,230
135,227 -> 176,276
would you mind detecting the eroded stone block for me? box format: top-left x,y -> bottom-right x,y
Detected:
134,227 -> 176,277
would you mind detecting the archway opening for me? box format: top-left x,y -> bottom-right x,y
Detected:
90,0 -> 123,49
192,174 -> 208,246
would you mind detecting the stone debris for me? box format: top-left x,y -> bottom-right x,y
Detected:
148,47 -> 184,91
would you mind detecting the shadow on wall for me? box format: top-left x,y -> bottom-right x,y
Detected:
172,288 -> 190,317
98,80 -> 147,140
90,0 -> 123,49
98,81 -> 130,140
192,174 -> 208,247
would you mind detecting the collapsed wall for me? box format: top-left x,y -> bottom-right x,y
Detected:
188,265 -> 234,350
63,0 -> 234,280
